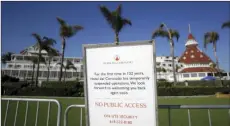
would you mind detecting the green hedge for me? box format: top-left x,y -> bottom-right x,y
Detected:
3,86 -> 228,97
2,80 -> 229,97
158,80 -> 230,87
41,81 -> 83,89
157,87 -> 228,96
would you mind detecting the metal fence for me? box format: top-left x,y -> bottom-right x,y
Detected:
63,104 -> 230,126
1,97 -> 230,126
1,98 -> 61,126
159,105 -> 230,126
64,104 -> 85,126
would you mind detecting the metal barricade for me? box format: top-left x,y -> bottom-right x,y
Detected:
159,105 -> 230,126
64,104 -> 85,126
64,104 -> 230,126
1,98 -> 61,126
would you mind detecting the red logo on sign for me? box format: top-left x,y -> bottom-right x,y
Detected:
114,55 -> 120,61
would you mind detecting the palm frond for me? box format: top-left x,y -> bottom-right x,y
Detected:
99,5 -> 113,25
56,62 -> 64,68
65,60 -> 76,70
221,21 -> 230,29
43,37 -> 56,46
122,19 -> 132,26
1,52 -> 14,64
152,29 -> 168,39
203,31 -> 219,49
56,17 -> 67,27
71,25 -> 84,36
47,47 -> 60,57
32,33 -> 42,44
169,29 -> 180,41
116,4 -> 122,15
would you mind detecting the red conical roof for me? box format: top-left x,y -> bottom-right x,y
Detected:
178,45 -> 213,64
179,33 -> 214,64
188,33 -> 195,40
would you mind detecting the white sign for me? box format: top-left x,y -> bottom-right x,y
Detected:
84,44 -> 158,126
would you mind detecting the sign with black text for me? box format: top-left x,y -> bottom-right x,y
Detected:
83,43 -> 158,126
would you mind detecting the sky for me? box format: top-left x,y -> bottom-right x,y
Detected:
1,1 -> 230,71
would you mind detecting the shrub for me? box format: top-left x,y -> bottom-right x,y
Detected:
157,87 -> 226,96
175,80 -> 230,87
41,81 -> 82,89
1,75 -> 20,83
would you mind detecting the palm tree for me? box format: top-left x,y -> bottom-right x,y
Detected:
56,17 -> 83,81
152,23 -> 180,85
221,20 -> 230,29
27,56 -> 46,85
32,33 -> 56,86
57,60 -> 77,82
209,62 -> 217,76
99,4 -> 132,45
175,64 -> 181,81
1,52 -> 14,64
204,31 -> 223,85
45,47 -> 60,82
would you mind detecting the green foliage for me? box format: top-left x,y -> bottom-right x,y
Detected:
221,20 -> 230,29
41,81 -> 82,89
175,80 -> 230,87
1,52 -> 14,64
1,75 -> 20,83
158,87 -> 228,96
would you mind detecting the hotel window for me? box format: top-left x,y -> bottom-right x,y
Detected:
183,74 -> 189,78
8,64 -> 13,68
73,72 -> 77,77
156,62 -> 160,66
80,72 -> 84,78
27,71 -> 33,77
168,64 -> 172,67
199,73 -> 206,77
19,71 -> 26,77
15,65 -> 21,69
16,56 -> 23,60
43,71 -> 48,77
66,72 -> 72,78
12,70 -> 19,77
53,58 -> 59,62
191,73 -> 197,77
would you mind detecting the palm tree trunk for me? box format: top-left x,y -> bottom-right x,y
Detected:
59,37 -> 66,82
47,58 -> 51,82
35,48 -> 41,87
32,63 -> 35,85
64,68 -> 66,82
213,46 -> 223,86
170,41 -> 177,85
115,32 -> 119,45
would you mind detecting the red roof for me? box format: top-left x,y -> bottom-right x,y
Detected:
178,45 -> 213,64
188,33 -> 195,40
180,67 -> 218,73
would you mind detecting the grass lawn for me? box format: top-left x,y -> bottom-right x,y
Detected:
1,96 -> 230,126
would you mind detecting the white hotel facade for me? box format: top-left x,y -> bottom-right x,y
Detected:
2,45 -> 84,82
2,32 -> 229,82
2,44 -> 182,82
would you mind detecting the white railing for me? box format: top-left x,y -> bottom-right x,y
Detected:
1,98 -> 61,126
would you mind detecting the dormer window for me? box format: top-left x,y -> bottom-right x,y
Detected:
191,50 -> 194,53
